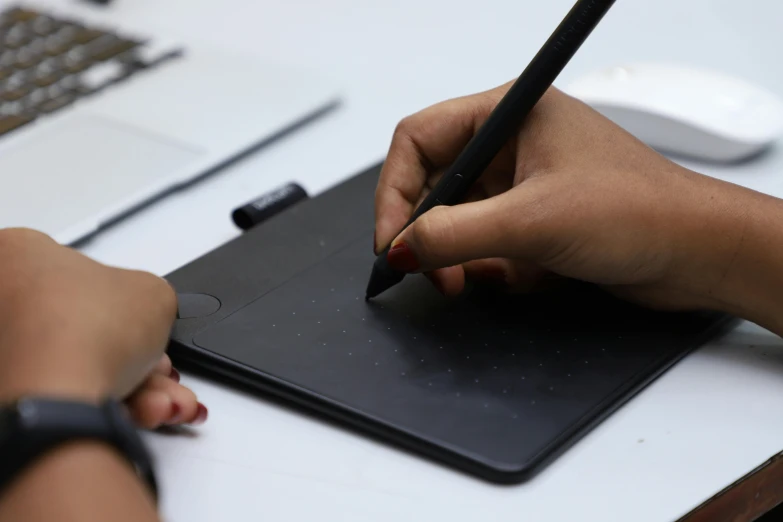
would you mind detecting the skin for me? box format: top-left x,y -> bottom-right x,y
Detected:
4,79 -> 783,519
0,228 -> 206,522
375,83 -> 783,336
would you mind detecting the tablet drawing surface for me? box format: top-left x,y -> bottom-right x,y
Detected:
192,232 -> 729,481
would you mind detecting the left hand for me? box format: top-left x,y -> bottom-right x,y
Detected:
0,228 -> 206,429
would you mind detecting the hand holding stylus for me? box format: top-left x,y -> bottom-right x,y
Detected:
365,0 -> 618,298
373,84 -> 783,338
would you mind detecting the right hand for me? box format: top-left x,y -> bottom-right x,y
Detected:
374,83 -> 768,314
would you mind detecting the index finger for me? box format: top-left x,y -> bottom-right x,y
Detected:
374,88 -> 506,253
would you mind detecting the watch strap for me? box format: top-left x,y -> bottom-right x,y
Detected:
0,398 -> 157,501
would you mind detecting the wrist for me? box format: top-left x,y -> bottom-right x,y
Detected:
715,193 -> 783,335
0,337 -> 112,404
674,172 -> 783,335
0,370 -> 110,404
0,441 -> 159,522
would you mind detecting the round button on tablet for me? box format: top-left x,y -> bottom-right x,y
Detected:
176,293 -> 221,319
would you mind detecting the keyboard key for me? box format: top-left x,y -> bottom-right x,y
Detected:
54,23 -> 79,44
1,88 -> 30,101
86,34 -> 119,55
57,74 -> 80,92
45,83 -> 65,100
27,37 -> 45,55
33,74 -> 60,88
32,58 -> 62,84
5,8 -> 38,24
23,87 -> 50,110
0,113 -> 34,136
0,50 -> 15,67
0,101 -> 23,115
63,46 -> 93,73
92,39 -> 138,62
36,56 -> 61,74
63,61 -> 91,74
3,23 -> 31,49
0,4 -> 183,123
31,15 -> 57,36
5,70 -> 27,87
37,93 -> 76,114
43,34 -> 65,56
80,60 -> 124,91
15,47 -> 42,69
74,28 -> 105,45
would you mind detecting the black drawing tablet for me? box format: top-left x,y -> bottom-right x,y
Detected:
166,161 -> 734,484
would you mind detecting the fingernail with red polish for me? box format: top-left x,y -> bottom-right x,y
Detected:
167,403 -> 182,424
192,403 -> 208,426
170,368 -> 180,383
387,242 -> 419,272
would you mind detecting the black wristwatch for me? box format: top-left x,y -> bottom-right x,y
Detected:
0,397 -> 157,500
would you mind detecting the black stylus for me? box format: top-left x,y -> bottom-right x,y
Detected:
365,0 -> 617,300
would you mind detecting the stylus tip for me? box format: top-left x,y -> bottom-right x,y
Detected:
365,261 -> 404,300
364,276 -> 387,300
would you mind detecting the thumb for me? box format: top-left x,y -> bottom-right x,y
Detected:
387,188 -> 549,273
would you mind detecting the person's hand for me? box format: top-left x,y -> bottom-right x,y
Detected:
374,83 -> 775,316
0,228 -> 206,429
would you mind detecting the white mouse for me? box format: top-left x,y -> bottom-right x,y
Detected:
563,63 -> 783,163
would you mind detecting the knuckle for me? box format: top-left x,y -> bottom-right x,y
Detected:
392,115 -> 416,139
0,229 -> 55,278
155,280 -> 179,319
410,207 -> 454,264
0,227 -> 53,249
393,110 -> 428,143
130,270 -> 178,319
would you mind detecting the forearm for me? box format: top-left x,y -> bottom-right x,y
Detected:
0,442 -> 159,522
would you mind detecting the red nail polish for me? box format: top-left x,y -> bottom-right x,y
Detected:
167,403 -> 182,424
387,242 -> 419,272
192,403 -> 208,426
170,368 -> 180,383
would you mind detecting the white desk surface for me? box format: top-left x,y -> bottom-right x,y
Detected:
37,0 -> 783,520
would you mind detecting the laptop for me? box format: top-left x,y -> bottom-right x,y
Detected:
0,3 -> 340,245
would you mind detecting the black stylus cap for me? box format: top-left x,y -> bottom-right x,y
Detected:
232,183 -> 308,231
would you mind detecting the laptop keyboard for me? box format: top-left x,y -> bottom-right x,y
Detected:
0,6 -> 182,137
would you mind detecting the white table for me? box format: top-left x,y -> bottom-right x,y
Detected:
45,0 -> 783,519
